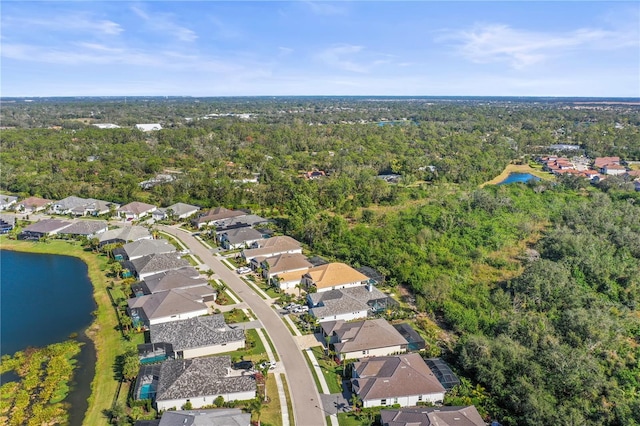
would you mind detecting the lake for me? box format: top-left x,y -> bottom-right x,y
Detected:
498,172 -> 541,185
0,249 -> 97,425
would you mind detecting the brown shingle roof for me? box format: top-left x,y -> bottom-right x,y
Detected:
352,353 -> 445,401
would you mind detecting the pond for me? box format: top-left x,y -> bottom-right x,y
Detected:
0,250 -> 97,426
498,172 -> 541,185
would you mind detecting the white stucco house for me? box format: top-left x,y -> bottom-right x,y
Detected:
351,353 -> 446,408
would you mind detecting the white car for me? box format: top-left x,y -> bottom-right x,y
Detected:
236,267 -> 252,274
258,361 -> 276,370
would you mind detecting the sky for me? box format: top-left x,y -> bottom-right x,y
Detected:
1,1 -> 639,97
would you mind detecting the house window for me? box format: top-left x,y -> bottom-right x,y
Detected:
418,395 -> 423,401
393,398 -> 398,404
362,351 -> 367,355
381,399 -> 387,405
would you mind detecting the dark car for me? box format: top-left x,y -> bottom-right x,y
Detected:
233,360 -> 254,370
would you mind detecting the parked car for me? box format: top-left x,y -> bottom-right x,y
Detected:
284,303 -> 300,311
258,361 -> 277,370
292,305 -> 309,313
236,266 -> 252,274
233,360 -> 254,370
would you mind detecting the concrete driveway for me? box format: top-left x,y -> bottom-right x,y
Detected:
159,225 -> 326,426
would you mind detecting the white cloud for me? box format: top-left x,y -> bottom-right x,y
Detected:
315,44 -> 368,73
442,23 -> 639,69
303,1 -> 347,16
3,14 -> 123,36
130,5 -> 197,42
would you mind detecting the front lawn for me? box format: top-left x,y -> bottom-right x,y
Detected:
309,346 -> 344,394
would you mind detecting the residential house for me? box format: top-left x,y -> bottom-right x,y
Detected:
351,353 -> 446,408
213,214 -> 269,234
302,263 -> 369,293
84,199 -> 119,216
308,284 -> 393,323
321,319 -> 408,361
59,220 -> 109,238
149,315 -> 245,359
134,356 -> 256,411
51,196 -> 94,215
241,236 -> 302,263
113,239 -> 176,261
136,123 -> 163,131
602,164 -> 627,176
16,196 -> 52,214
192,207 -> 246,229
128,288 -> 209,327
118,201 -> 157,220
0,195 -> 18,210
99,225 -> 152,247
126,252 -> 191,280
0,215 -> 16,234
165,203 -> 200,219
20,219 -> 72,239
594,156 -> 621,170
140,174 -> 176,190
49,196 -> 116,216
380,406 -> 486,426
134,409 -> 251,426
93,123 -> 120,129
256,253 -> 312,287
133,267 -> 215,302
218,227 -> 264,250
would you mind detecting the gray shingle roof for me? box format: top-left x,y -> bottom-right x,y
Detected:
309,285 -> 388,319
118,201 -> 157,215
380,406 -> 486,426
150,315 -> 245,351
99,225 -> 151,244
166,203 -> 200,217
156,357 -> 255,402
117,239 -> 176,260
325,319 -> 408,354
194,207 -> 245,226
23,219 -> 72,234
222,227 -> 264,245
241,236 -> 302,260
157,409 -> 251,426
141,267 -> 204,293
129,253 -> 191,278
53,196 -> 90,211
128,290 -> 208,321
59,220 -> 108,236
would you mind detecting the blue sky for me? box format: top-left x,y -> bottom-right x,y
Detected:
2,1 -> 639,97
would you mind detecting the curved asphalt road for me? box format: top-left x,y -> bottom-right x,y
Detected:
159,226 -> 326,426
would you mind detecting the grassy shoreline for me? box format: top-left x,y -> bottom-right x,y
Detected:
480,163 -> 554,187
0,237 -> 121,426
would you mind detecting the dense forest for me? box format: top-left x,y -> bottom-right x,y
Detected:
1,97 -> 639,424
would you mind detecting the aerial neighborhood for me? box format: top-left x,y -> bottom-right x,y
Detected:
0,144 -> 640,426
2,189 -> 489,426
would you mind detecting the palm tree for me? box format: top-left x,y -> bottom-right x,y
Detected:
120,314 -> 132,333
248,397 -> 263,424
350,393 -> 361,412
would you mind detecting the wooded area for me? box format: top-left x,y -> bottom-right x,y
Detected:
1,97 -> 639,424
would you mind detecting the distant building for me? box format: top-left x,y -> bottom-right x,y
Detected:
93,123 -> 121,129
135,123 -> 162,132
